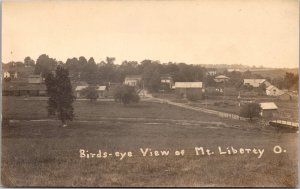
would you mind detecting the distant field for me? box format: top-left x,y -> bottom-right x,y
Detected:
1,97 -> 298,187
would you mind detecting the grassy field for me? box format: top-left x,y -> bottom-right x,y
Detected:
1,97 -> 298,187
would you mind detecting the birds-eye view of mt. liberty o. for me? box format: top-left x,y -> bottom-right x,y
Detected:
1,0 -> 299,187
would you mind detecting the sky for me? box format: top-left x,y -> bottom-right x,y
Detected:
2,0 -> 299,68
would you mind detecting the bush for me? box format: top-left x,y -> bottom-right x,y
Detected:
239,103 -> 261,121
114,85 -> 140,105
81,87 -> 99,101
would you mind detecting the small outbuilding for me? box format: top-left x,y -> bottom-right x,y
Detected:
259,102 -> 278,118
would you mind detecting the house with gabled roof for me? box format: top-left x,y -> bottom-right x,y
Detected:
214,75 -> 230,83
243,79 -> 271,88
266,85 -> 284,96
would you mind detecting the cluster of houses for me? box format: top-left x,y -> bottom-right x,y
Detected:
3,68 -> 295,101
2,67 -> 297,119
3,72 -> 47,96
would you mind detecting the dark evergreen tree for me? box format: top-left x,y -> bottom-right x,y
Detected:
45,66 -> 75,127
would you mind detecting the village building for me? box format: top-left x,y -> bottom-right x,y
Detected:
28,74 -> 43,84
3,83 -> 47,96
174,82 -> 203,99
97,86 -> 107,98
214,75 -> 230,83
265,85 -> 284,96
3,71 -> 10,78
259,102 -> 278,118
243,79 -> 271,88
124,75 -> 142,87
75,85 -> 88,98
160,74 -> 174,89
206,69 -> 217,76
3,71 -> 18,79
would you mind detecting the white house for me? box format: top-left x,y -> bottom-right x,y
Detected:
3,71 -> 10,78
243,79 -> 271,88
160,75 -> 173,89
214,75 -> 230,83
124,75 -> 142,87
96,86 -> 107,98
206,70 -> 217,76
266,85 -> 284,96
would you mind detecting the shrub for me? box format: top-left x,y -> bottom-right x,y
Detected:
114,85 -> 140,105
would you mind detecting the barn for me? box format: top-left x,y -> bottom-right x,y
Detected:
174,82 -> 203,100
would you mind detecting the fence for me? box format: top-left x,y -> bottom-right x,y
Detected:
160,98 -> 298,126
165,100 -> 249,121
270,120 -> 299,128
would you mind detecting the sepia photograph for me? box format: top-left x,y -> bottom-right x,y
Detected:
1,0 -> 299,187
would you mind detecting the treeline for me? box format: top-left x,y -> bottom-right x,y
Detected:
4,54 -> 299,92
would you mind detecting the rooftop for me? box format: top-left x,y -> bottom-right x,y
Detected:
174,82 -> 203,88
75,86 -> 88,91
259,102 -> 278,110
97,86 -> 106,91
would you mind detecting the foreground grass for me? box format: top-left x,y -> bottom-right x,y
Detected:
1,97 -> 298,187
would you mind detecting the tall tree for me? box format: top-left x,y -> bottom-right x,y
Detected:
45,66 -> 75,127
24,56 -> 35,67
35,54 -> 57,77
239,103 -> 261,121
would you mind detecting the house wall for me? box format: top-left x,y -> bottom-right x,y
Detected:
261,109 -> 277,118
266,87 -> 282,96
175,88 -> 202,99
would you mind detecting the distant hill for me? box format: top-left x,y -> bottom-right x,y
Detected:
250,68 -> 298,79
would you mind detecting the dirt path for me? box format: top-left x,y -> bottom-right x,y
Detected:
142,93 -> 245,121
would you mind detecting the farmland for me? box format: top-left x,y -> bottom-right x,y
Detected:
1,97 -> 298,187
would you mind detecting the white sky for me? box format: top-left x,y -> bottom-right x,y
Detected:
2,0 -> 299,68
